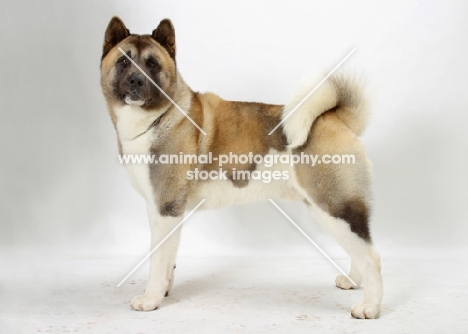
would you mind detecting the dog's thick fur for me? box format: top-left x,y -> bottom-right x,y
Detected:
100,16 -> 383,319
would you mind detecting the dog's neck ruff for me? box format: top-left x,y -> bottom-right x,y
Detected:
131,112 -> 165,140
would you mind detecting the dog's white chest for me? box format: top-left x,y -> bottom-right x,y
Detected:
115,105 -> 156,200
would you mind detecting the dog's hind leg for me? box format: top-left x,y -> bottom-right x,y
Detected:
335,259 -> 362,290
307,201 -> 382,319
292,112 -> 382,318
165,263 -> 176,297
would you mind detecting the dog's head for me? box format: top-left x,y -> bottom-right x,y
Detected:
100,17 -> 177,111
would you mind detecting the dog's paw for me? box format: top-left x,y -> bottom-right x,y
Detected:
351,303 -> 380,319
335,275 -> 357,290
130,294 -> 160,311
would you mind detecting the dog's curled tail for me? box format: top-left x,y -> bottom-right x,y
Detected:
280,72 -> 369,149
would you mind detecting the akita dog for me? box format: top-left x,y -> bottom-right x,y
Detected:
100,16 -> 382,319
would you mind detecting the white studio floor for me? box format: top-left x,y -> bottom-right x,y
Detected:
1,255 -> 467,333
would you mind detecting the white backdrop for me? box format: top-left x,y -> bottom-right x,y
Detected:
1,0 -> 467,262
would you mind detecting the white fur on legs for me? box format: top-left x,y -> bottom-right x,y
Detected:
130,204 -> 182,311
308,203 -> 383,319
165,262 -> 176,296
336,259 -> 362,290
350,245 -> 382,319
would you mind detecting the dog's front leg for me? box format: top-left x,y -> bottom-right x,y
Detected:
130,203 -> 182,311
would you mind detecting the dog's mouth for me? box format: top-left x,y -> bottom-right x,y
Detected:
122,93 -> 152,106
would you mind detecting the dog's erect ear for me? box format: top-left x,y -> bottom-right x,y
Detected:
103,16 -> 130,57
152,19 -> 176,60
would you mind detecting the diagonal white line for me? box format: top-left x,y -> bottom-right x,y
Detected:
117,199 -> 206,287
268,199 -> 357,287
118,47 -> 207,135
268,48 -> 356,136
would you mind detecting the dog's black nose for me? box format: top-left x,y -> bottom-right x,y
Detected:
128,73 -> 145,90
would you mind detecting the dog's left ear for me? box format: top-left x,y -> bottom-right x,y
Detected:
152,19 -> 176,60
103,17 -> 130,57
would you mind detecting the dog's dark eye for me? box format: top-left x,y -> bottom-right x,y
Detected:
146,58 -> 159,68
118,58 -> 129,67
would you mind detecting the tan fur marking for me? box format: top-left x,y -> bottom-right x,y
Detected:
293,111 -> 372,240
194,93 -> 287,186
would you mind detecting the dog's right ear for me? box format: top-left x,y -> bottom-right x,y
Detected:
103,17 -> 130,58
152,19 -> 176,60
